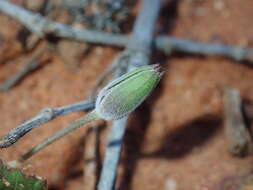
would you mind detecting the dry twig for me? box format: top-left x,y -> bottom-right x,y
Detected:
0,0 -> 127,46
223,88 -> 253,157
0,47 -> 48,92
156,36 -> 253,62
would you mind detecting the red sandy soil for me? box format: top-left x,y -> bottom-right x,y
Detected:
1,0 -> 253,190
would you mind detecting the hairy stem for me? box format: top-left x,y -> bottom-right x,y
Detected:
18,110 -> 99,162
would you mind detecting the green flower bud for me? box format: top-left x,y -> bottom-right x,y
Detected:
95,64 -> 162,120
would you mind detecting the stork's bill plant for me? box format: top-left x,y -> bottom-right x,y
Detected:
17,64 -> 163,162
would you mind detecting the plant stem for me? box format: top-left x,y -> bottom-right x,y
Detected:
0,98 -> 95,148
18,110 -> 99,162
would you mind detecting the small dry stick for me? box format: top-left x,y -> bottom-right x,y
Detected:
155,36 -> 253,62
0,47 -> 48,92
25,0 -> 55,50
0,98 -> 95,148
223,88 -> 253,157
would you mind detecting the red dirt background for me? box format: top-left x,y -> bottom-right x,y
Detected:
1,0 -> 253,189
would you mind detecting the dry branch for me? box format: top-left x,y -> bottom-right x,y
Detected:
156,36 -> 253,62
0,0 -> 128,46
223,88 -> 253,157
0,47 -> 48,92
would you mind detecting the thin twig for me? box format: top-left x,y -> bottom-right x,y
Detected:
97,0 -> 161,189
156,36 -> 253,62
0,98 -> 95,148
98,118 -> 128,189
0,47 -> 48,92
25,0 -> 55,50
1,1 -> 253,62
223,88 -> 253,157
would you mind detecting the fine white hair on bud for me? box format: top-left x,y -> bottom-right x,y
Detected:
95,64 -> 162,120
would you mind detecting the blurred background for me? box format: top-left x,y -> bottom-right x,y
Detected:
1,0 -> 253,189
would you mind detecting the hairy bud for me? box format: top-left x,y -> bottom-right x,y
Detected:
95,64 -> 162,120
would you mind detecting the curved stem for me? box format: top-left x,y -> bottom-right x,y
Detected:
18,110 -> 100,162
